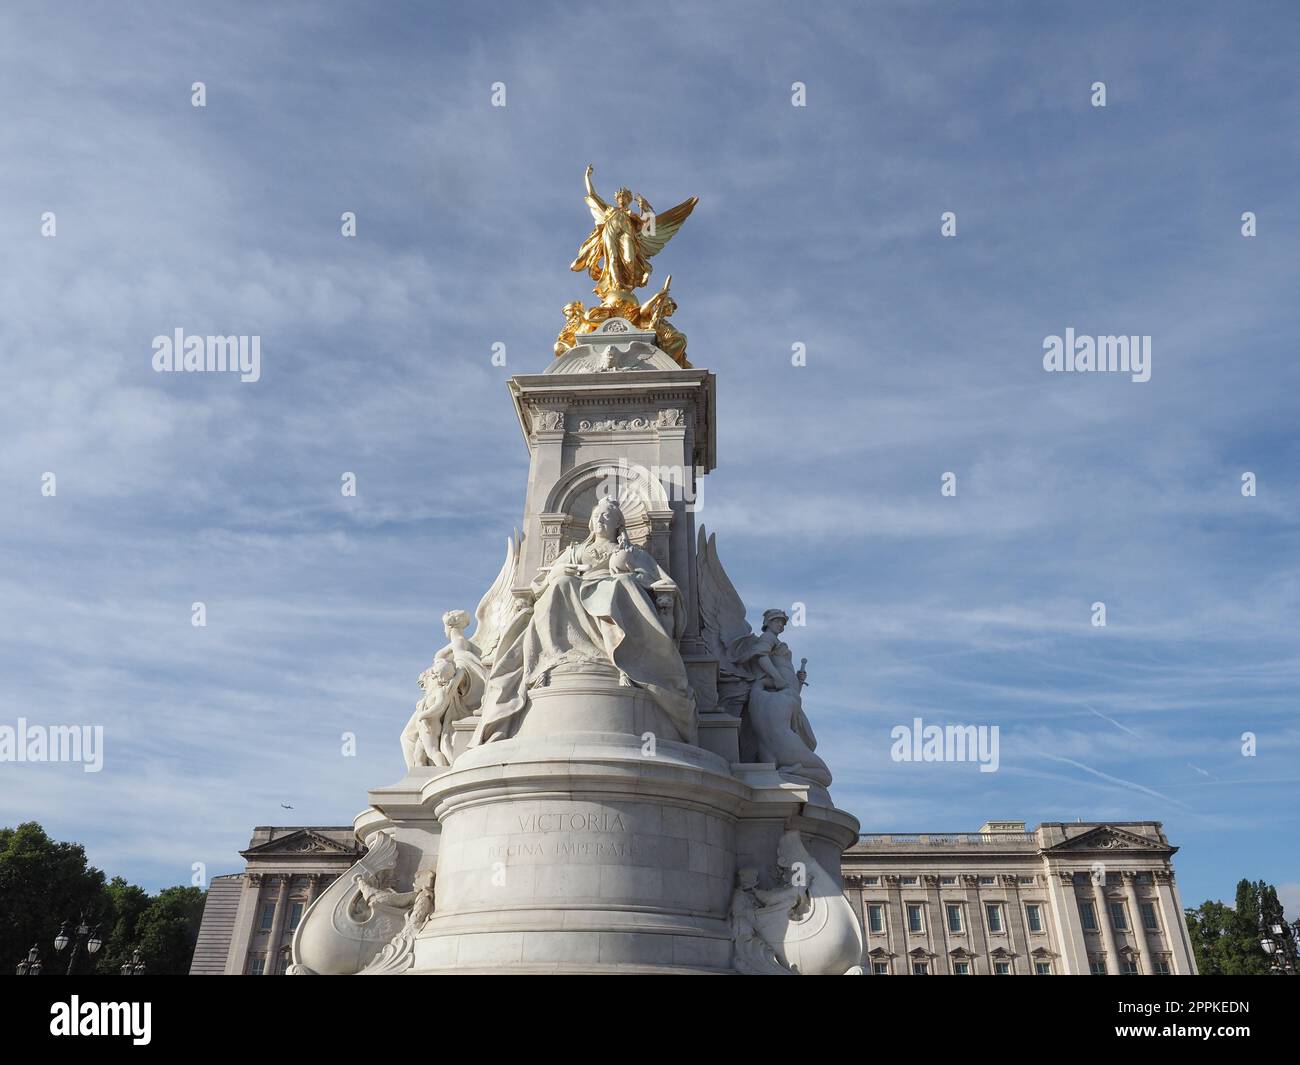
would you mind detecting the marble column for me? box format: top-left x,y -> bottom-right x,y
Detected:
1154,870 -> 1192,974
1047,869 -> 1088,975
1002,874 -> 1030,974
1094,875 -> 1118,974
262,874 -> 291,975
1123,871 -> 1155,975
965,875 -> 990,974
923,876 -> 946,973
226,871 -> 263,975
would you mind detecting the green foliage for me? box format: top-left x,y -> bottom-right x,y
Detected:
1185,877 -> 1288,975
0,821 -> 206,976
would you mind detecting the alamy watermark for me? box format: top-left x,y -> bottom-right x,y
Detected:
592,457 -> 705,512
152,329 -> 261,382
890,716 -> 999,773
0,719 -> 103,772
1042,328 -> 1150,383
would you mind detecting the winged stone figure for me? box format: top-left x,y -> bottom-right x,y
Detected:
570,165 -> 697,305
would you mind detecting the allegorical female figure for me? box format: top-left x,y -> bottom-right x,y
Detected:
732,609 -> 832,786
569,165 -> 697,304
400,610 -> 488,768
471,497 -> 696,745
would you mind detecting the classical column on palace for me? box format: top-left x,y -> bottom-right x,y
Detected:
223,871 -> 262,974
1046,869 -> 1088,974
1094,872 -> 1119,974
964,874 -> 990,974
306,872 -> 324,905
1153,869 -> 1192,974
1000,874 -> 1030,974
1122,870 -> 1155,975
262,874 -> 291,975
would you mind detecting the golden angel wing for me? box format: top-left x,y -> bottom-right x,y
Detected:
638,195 -> 698,258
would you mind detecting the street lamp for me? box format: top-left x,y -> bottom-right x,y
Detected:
15,945 -> 43,976
1257,907 -> 1298,975
53,912 -> 102,976
120,948 -> 146,976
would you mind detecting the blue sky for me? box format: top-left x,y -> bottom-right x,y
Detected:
1,0 -> 1298,918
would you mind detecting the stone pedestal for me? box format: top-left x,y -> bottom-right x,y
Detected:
410,669 -> 744,973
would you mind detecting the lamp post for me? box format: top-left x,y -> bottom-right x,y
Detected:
53,912 -> 102,976
120,948 -> 146,976
15,945 -> 43,975
1259,921 -> 1299,975
1256,889 -> 1299,975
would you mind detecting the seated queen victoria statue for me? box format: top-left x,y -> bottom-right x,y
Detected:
471,497 -> 696,746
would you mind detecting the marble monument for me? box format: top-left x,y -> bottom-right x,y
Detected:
289,170 -> 862,974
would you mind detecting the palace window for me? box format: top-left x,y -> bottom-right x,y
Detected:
288,902 -> 304,932
907,904 -> 925,934
1025,903 -> 1043,933
953,961 -> 970,974
864,876 -> 879,885
1122,957 -> 1140,975
1035,962 -> 1052,975
1155,958 -> 1171,975
275,951 -> 290,975
979,876 -> 995,885
946,904 -> 963,933
247,956 -> 266,975
912,961 -> 929,975
1089,956 -> 1107,975
1140,902 -> 1159,932
1079,901 -> 1098,931
1018,875 -> 1036,885
901,876 -> 918,885
1109,902 -> 1128,931
872,962 -> 890,975
258,904 -> 275,932
868,904 -> 885,934
941,876 -> 956,886
994,961 -> 1010,975
985,904 -> 1003,933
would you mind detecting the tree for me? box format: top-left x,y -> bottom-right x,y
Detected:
129,886 -> 206,975
94,876 -> 152,975
1185,877 -> 1282,975
1,822 -> 207,975
0,822 -> 106,972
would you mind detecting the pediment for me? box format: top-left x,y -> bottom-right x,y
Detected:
907,946 -> 937,959
948,947 -> 975,959
1030,946 -> 1058,959
867,947 -> 897,959
989,946 -> 1017,959
241,829 -> 357,858
1045,825 -> 1167,854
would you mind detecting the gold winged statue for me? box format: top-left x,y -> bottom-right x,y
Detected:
555,166 -> 697,365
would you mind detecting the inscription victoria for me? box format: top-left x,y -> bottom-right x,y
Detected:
485,810 -> 633,860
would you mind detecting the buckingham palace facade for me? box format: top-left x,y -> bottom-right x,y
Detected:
191,818 -> 1197,975
843,820 -> 1198,975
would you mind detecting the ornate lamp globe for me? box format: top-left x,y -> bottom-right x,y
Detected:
87,929 -> 102,955
53,925 -> 69,952
1261,938 -> 1275,954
